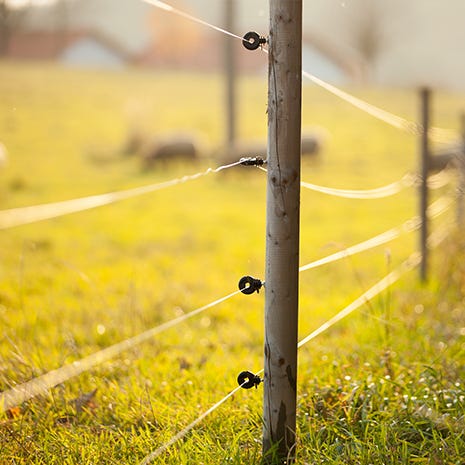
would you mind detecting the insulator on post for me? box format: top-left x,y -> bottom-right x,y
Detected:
237,370 -> 262,389
240,156 -> 266,166
238,276 -> 263,295
242,31 -> 267,51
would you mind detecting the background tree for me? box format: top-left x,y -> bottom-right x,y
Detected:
348,0 -> 386,82
0,0 -> 31,56
341,0 -> 407,83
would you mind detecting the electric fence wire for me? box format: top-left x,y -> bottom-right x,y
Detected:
0,194 -> 453,413
0,0 -> 458,452
300,174 -> 413,199
23,1 -> 465,458
142,0 -> 244,41
2,155 -> 449,232
139,219 -> 454,464
298,208 -> 458,348
301,72 -> 457,144
258,167 -> 452,200
5,155 -> 450,230
0,289 -> 243,414
140,0 -> 458,144
1,3 -> 458,231
139,383 -> 245,465
300,171 -> 453,199
299,194 -> 453,272
426,168 -> 455,189
0,160 -> 243,230
304,169 -> 455,197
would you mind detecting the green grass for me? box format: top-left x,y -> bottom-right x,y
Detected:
0,61 -> 464,464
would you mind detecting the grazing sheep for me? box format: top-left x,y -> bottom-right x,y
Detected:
141,134 -> 199,169
219,130 -> 325,166
301,126 -> 329,156
301,133 -> 321,155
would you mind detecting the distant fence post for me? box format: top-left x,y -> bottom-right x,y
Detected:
419,87 -> 430,282
263,0 -> 302,463
457,112 -> 465,226
224,0 -> 237,156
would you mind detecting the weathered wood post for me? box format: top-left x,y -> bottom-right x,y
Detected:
457,112 -> 465,226
263,1 -> 302,463
224,0 -> 237,156
419,88 -> 430,282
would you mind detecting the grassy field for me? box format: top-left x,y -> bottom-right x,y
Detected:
0,61 -> 464,464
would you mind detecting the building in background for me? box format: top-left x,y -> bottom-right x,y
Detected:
7,29 -> 132,68
2,0 -> 465,90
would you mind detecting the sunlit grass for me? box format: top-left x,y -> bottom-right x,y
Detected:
0,61 -> 464,463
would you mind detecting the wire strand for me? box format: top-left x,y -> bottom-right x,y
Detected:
302,71 -> 416,133
299,196 -> 453,272
301,72 -> 458,143
298,194 -> 453,272
0,289 -> 242,413
141,221 -> 455,463
141,0 -> 457,143
261,47 -> 455,142
298,252 -> 421,348
299,217 -> 453,350
300,173 -> 414,199
1,194 -> 453,413
141,0 -> 244,41
427,169 -> 455,189
259,167 -> 453,199
139,384 -> 244,464
300,171 -> 452,198
0,160 -> 243,230
140,255 -> 414,463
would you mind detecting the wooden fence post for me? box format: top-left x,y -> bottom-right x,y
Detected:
419,87 -> 430,283
263,1 -> 302,463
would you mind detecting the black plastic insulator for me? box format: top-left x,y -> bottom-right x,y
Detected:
239,276 -> 263,295
240,156 -> 266,166
242,31 -> 267,51
237,370 -> 262,389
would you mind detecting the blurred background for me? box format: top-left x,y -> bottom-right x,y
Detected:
2,4 -> 465,463
2,0 -> 465,89
1,0 -> 465,191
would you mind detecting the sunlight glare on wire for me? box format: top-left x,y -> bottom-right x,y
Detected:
139,385 -> 245,464
299,219 -> 453,349
257,167 -> 453,199
2,193 -> 453,412
141,236 -> 447,463
298,194 -> 452,271
298,252 -> 421,348
138,209 -> 454,463
142,0 -> 244,41
0,289 -> 243,413
141,0 -> 457,142
0,160 -> 243,230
